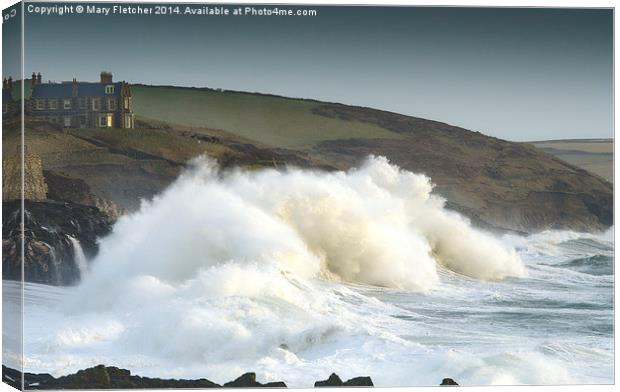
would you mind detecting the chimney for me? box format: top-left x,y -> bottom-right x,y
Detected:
72,78 -> 78,97
37,72 -> 42,84
100,71 -> 112,84
31,72 -> 37,87
8,76 -> 12,90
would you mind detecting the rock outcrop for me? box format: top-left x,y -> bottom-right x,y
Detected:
1,366 -> 288,389
440,378 -> 459,386
314,373 -> 374,387
223,373 -> 287,388
1,365 -> 381,389
2,365 -> 220,389
2,200 -> 113,285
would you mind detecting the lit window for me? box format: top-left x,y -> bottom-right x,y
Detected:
63,99 -> 71,110
49,99 -> 58,110
105,85 -> 114,94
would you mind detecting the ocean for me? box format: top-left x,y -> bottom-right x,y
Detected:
2,156 -> 614,386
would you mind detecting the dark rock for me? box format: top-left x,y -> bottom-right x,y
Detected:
1,365 -> 289,389
223,372 -> 287,388
2,364 -> 221,389
224,373 -> 261,388
314,373 -> 374,387
2,200 -> 113,286
440,378 -> 459,386
315,373 -> 343,387
343,376 -> 374,387
263,381 -> 288,388
43,171 -> 97,207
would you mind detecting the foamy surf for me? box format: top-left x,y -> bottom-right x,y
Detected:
71,155 -> 525,303
8,156 -> 612,386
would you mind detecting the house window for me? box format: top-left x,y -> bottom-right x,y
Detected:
123,97 -> 130,110
105,85 -> 114,94
49,99 -> 58,110
98,115 -> 108,127
79,116 -> 87,128
107,98 -> 116,111
63,99 -> 71,110
36,99 -> 45,110
64,117 -> 71,127
79,98 -> 87,110
124,116 -> 132,128
107,114 -> 113,127
92,98 -> 101,111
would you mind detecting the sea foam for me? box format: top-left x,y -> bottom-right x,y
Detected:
72,155 -> 524,300
18,157 -> 612,386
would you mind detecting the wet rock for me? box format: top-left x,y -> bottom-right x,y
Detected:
223,372 -> 287,388
343,377 -> 374,387
1,365 -> 289,389
315,373 -> 374,387
3,365 -> 221,389
2,200 -> 113,285
440,378 -> 459,386
315,373 -> 343,387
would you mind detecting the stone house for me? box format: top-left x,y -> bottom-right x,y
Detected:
29,72 -> 134,129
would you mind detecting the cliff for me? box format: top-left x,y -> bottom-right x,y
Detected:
2,200 -> 113,285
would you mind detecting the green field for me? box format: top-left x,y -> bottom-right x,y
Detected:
131,85 -> 402,148
530,139 -> 613,183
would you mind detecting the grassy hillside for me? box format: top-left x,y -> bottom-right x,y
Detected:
131,85 -> 402,148
530,139 -> 612,183
3,84 -> 612,233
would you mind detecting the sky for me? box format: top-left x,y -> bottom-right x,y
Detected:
3,3 -> 614,141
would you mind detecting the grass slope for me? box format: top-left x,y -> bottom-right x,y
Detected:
132,85 -> 402,148
530,139 -> 613,183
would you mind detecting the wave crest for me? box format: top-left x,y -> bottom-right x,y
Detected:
76,156 -> 526,303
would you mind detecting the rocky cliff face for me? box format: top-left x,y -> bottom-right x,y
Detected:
311,104 -> 613,233
2,200 -> 113,285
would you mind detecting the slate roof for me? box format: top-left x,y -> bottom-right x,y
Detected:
31,82 -> 123,98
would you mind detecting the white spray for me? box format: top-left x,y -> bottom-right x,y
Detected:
68,156 -> 525,303
68,236 -> 88,279
57,156 -> 526,374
